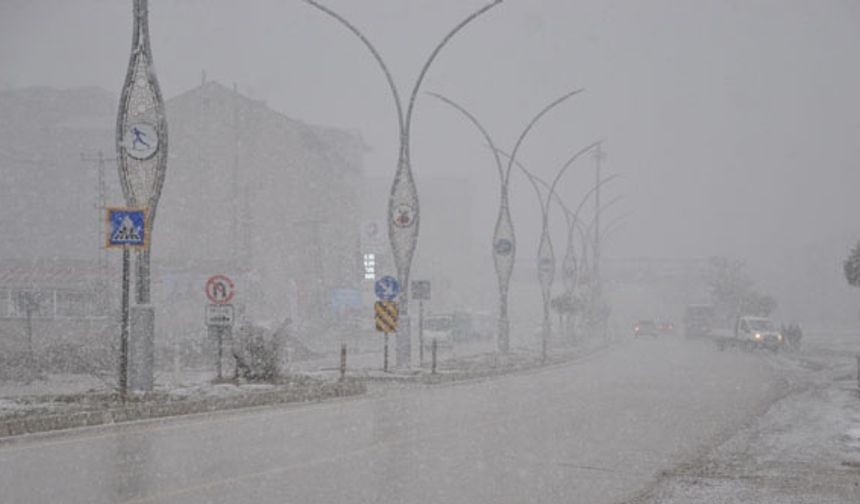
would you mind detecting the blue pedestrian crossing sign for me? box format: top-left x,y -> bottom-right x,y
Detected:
106,208 -> 147,249
374,275 -> 400,301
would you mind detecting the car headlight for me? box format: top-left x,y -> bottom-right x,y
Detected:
754,333 -> 762,340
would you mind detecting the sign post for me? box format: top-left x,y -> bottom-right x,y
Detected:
411,280 -> 431,365
375,277 -> 400,372
106,208 -> 147,400
374,300 -> 399,372
205,275 -> 235,381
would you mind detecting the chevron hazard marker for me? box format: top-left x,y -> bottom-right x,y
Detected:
375,301 -> 398,334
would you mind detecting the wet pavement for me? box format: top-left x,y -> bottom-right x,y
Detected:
0,337 -> 787,503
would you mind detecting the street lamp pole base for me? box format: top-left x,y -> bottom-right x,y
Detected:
129,304 -> 155,392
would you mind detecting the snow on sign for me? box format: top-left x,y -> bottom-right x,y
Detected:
106,208 -> 147,249
205,275 -> 235,305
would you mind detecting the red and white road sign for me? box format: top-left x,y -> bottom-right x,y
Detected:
205,275 -> 235,304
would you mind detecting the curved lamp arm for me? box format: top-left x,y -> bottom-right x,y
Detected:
427,92 -> 505,183
504,89 -> 584,185
405,1 -> 504,143
545,141 -> 601,216
496,149 -> 548,219
303,0 -> 406,139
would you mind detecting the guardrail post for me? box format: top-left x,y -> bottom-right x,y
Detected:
432,339 -> 437,375
856,353 -> 859,392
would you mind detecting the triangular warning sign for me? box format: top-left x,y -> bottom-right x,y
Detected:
112,216 -> 142,243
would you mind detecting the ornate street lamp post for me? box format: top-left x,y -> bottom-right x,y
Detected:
517,171 -> 618,344
500,143 -> 599,361
428,90 -> 582,354
304,0 -> 501,367
116,0 -> 168,391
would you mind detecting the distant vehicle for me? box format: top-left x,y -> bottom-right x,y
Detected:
656,321 -> 675,335
683,304 -> 715,338
735,316 -> 783,351
633,320 -> 658,337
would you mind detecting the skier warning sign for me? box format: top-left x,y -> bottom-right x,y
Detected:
106,208 -> 147,249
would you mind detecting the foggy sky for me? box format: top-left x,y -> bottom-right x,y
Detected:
2,0 -> 860,317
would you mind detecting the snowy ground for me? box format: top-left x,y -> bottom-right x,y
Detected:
0,337 -> 561,420
632,334 -> 860,504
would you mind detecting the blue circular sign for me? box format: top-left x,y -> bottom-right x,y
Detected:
374,276 -> 401,301
494,238 -> 513,256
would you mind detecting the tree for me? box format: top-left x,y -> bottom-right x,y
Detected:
707,256 -> 777,326
844,241 -> 860,287
743,291 -> 778,317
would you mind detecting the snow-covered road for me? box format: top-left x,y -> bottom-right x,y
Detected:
0,337 -> 790,503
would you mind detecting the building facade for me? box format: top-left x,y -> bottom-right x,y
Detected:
0,83 -> 366,360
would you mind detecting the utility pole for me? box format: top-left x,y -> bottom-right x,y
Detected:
231,82 -> 241,272
82,151 -> 116,315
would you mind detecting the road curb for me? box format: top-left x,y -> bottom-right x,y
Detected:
0,380 -> 365,439
356,343 -> 614,385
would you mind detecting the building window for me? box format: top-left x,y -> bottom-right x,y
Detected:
363,253 -> 375,280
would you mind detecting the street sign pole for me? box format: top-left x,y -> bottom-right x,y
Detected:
120,247 -> 130,400
217,326 -> 223,380
384,333 -> 389,373
205,277 -> 236,382
106,208 -> 146,397
374,299 -> 399,372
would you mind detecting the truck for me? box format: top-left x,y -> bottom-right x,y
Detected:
683,304 -> 715,339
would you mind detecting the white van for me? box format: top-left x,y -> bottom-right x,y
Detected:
735,316 -> 783,351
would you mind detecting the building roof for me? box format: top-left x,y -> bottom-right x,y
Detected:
167,81 -> 368,163
0,259 -> 103,289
